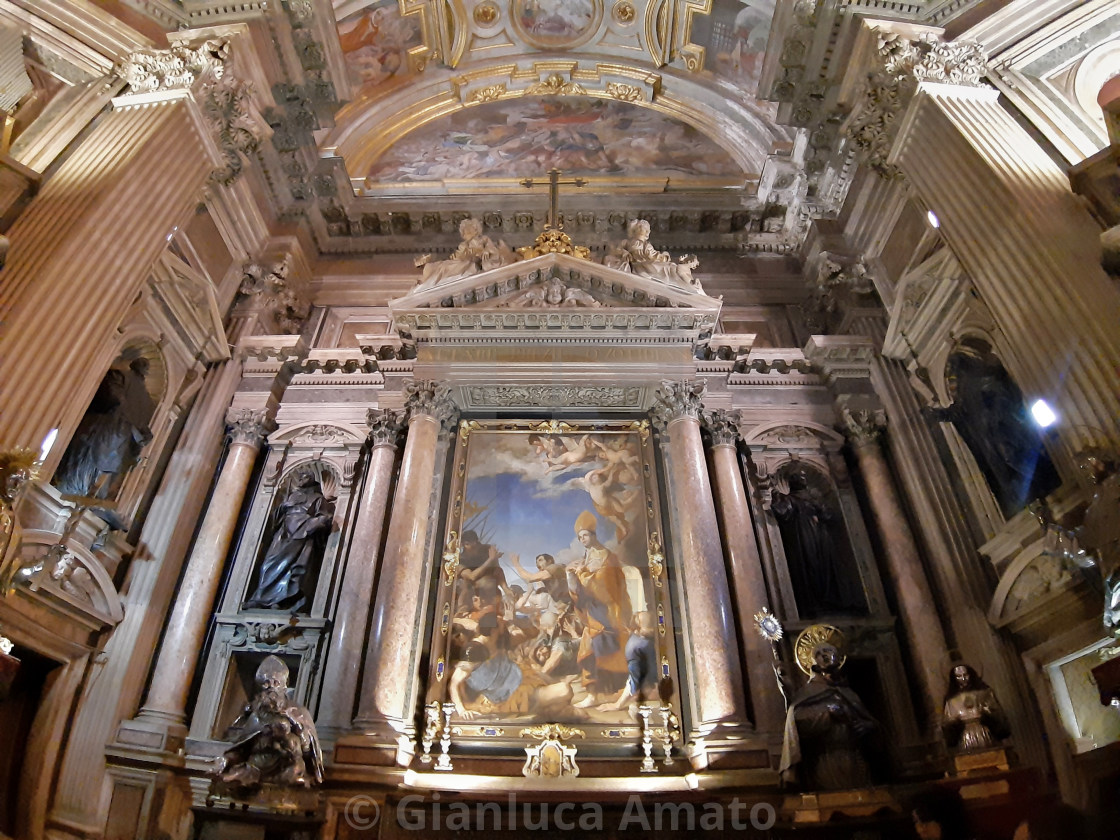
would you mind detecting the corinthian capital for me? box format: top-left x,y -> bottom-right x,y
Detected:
702,409 -> 741,447
650,380 -> 706,430
226,408 -> 274,448
846,33 -> 987,178
839,406 -> 886,447
366,409 -> 405,448
116,39 -> 266,185
403,380 -> 459,431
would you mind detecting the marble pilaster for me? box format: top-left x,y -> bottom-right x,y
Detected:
651,381 -> 747,752
703,409 -> 787,737
840,406 -> 949,725
316,409 -> 404,737
353,382 -> 457,758
125,408 -> 272,742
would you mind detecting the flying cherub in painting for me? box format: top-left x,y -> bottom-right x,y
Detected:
571,465 -> 641,542
540,434 -> 597,473
590,436 -> 641,486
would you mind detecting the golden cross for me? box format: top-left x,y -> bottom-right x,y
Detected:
519,168 -> 587,230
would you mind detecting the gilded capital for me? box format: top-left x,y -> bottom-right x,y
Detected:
840,406 -> 886,447
403,380 -> 459,431
226,408 -> 274,448
650,380 -> 706,430
366,409 -> 405,448
703,409 -> 741,447
846,33 -> 987,177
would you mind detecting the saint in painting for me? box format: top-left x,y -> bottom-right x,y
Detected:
438,424 -> 675,729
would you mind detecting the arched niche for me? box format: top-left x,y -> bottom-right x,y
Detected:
50,341 -> 166,508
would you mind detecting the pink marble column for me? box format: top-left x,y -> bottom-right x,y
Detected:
130,408 -> 272,741
353,382 -> 457,748
316,409 -> 403,736
652,381 -> 747,734
703,409 -> 787,736
841,406 -> 948,725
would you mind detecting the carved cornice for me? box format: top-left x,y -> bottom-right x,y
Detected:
366,409 -> 405,448
845,34 -> 987,178
702,409 -> 741,447
403,380 -> 459,431
226,408 -> 274,448
650,379 -> 706,429
839,406 -> 886,447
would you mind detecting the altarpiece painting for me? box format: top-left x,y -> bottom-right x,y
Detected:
426,420 -> 683,747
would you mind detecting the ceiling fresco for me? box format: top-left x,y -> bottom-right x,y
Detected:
362,96 -> 744,185
337,1 -> 423,94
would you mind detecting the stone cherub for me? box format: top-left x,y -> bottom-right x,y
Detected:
602,219 -> 701,290
414,218 -> 518,288
213,655 -> 324,794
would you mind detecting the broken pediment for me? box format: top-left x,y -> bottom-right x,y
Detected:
390,252 -> 722,341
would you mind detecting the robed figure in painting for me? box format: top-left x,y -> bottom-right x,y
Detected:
244,468 -> 334,612
780,640 -> 878,790
568,510 -> 632,706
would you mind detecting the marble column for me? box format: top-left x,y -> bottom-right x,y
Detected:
353,382 -> 457,748
130,408 -> 272,741
651,381 -> 747,736
890,81 -> 1120,459
840,406 -> 948,725
0,80 -> 225,452
703,409 -> 787,736
316,409 -> 403,736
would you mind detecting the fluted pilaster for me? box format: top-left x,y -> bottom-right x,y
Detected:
890,82 -> 1120,460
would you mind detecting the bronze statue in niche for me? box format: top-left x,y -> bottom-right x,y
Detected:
243,466 -> 334,613
933,340 -> 1060,518
780,626 -> 879,790
54,355 -> 157,499
770,463 -> 866,617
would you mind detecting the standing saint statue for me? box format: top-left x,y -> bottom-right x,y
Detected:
54,357 -> 156,499
770,465 -> 865,617
243,467 -> 334,612
780,627 -> 879,790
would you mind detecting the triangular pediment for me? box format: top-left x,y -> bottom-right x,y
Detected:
390,252 -> 722,342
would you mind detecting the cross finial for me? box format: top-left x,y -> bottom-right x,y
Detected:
519,168 -> 587,230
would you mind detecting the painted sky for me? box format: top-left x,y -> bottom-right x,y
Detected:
364,97 -> 744,184
460,430 -> 648,595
